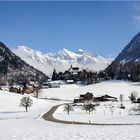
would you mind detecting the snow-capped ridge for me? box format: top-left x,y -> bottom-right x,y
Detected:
12,46 -> 113,76
78,49 -> 84,52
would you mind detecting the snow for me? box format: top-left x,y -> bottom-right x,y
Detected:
0,90 -> 62,120
78,48 -> 84,52
0,81 -> 140,139
41,80 -> 140,100
1,119 -> 140,140
54,101 -> 140,124
12,46 -> 113,76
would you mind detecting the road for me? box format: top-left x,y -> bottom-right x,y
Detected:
42,104 -> 140,125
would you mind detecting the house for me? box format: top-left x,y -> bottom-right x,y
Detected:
80,92 -> 93,101
94,94 -> 117,102
9,86 -> 19,93
74,93 -> 117,103
74,92 -> 93,103
9,85 -> 22,93
74,98 -> 84,103
48,82 -> 60,88
41,82 -> 49,89
24,85 -> 34,94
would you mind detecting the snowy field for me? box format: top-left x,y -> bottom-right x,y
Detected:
0,120 -> 140,140
0,80 -> 140,139
0,90 -> 63,120
54,101 -> 140,124
41,80 -> 140,100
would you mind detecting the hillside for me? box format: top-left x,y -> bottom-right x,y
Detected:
106,33 -> 140,81
0,42 -> 47,85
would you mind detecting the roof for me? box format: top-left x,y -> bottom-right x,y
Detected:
96,94 -> 117,99
103,94 -> 117,99
66,80 -> 74,83
72,67 -> 79,70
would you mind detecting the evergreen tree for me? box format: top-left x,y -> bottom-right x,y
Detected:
52,68 -> 58,81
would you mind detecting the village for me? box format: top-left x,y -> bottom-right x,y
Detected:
1,64 -> 140,107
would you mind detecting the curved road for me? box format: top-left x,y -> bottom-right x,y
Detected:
42,104 -> 140,126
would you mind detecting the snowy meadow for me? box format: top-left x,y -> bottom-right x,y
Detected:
0,80 -> 140,140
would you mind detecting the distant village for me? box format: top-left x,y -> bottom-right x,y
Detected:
1,64 -> 140,104
0,65 -> 107,98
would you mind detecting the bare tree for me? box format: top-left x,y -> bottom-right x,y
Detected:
20,96 -> 33,112
63,104 -> 74,115
129,91 -> 138,103
120,94 -> 125,109
120,94 -> 123,105
82,103 -> 95,114
34,85 -> 41,98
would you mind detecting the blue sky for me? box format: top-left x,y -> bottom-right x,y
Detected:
0,1 -> 140,57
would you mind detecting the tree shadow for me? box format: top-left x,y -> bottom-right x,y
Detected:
0,111 -> 25,114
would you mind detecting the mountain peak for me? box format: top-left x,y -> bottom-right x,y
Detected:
59,48 -> 72,53
16,46 -> 33,52
106,32 -> 140,81
115,32 -> 140,62
62,48 -> 69,51
133,32 -> 140,41
78,49 -> 84,52
0,42 -> 47,85
12,46 -> 113,76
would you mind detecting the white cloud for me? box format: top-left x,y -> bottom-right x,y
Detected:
133,2 -> 140,12
132,2 -> 140,28
132,15 -> 140,28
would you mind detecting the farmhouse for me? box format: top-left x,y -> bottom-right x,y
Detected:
74,93 -> 117,103
94,94 -> 117,102
74,92 -> 93,103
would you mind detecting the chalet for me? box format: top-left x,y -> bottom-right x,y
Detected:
74,93 -> 117,103
94,94 -> 117,102
80,92 -> 93,101
74,98 -> 84,103
25,85 -> 34,94
9,85 -> 22,93
74,92 -> 93,103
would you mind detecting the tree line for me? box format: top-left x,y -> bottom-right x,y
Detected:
51,68 -> 106,85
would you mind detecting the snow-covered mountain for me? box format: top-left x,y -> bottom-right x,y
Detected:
0,42 -> 47,85
12,46 -> 113,76
106,32 -> 140,81
115,32 -> 140,64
